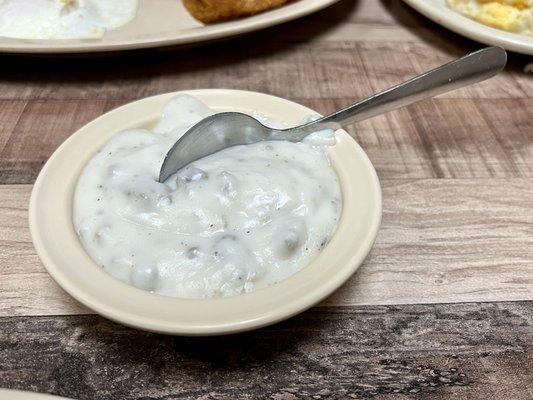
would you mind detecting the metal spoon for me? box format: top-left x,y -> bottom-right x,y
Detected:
159,46 -> 506,182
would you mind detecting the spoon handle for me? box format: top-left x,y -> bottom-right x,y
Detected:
288,47 -> 506,138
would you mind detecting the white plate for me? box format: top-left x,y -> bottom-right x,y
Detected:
29,89 -> 381,336
0,390 -> 71,400
402,0 -> 533,55
0,0 -> 339,54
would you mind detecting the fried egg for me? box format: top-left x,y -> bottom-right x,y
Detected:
447,0 -> 533,36
0,0 -> 138,39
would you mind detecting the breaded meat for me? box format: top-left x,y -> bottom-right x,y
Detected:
184,0 -> 292,23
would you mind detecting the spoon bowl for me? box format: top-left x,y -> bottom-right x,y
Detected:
159,112 -> 277,182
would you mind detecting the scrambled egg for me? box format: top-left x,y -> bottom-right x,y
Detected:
447,0 -> 533,36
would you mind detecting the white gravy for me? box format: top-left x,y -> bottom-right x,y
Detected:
73,95 -> 342,299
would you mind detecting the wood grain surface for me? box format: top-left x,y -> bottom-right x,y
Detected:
0,0 -> 532,398
1,98 -> 532,183
1,179 -> 531,317
0,302 -> 532,400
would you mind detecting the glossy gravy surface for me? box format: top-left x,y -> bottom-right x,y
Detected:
73,95 -> 342,298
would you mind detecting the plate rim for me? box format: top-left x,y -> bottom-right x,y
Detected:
402,0 -> 533,56
0,0 -> 339,54
0,389 -> 72,400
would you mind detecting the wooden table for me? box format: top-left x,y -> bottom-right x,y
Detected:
0,1 -> 532,399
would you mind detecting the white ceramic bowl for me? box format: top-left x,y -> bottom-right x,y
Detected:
29,89 -> 381,335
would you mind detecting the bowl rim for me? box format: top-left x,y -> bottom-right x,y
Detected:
29,89 -> 382,335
